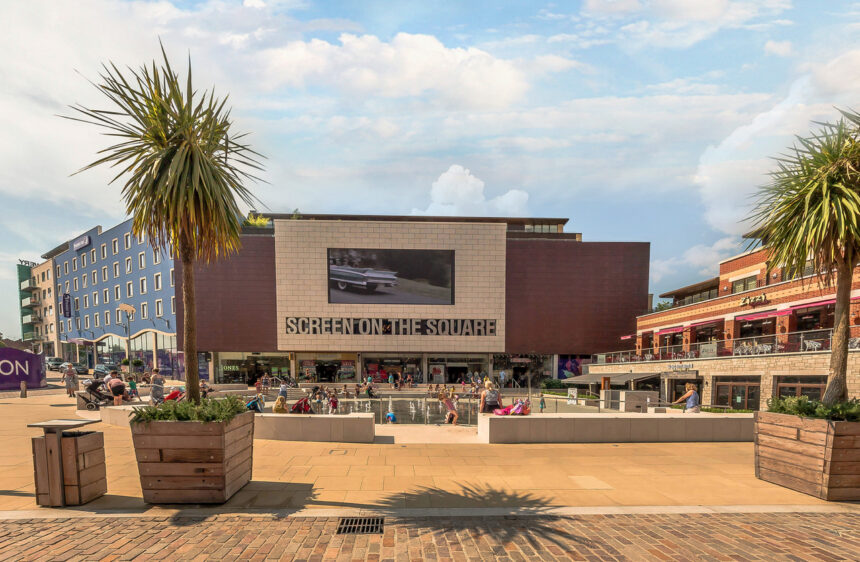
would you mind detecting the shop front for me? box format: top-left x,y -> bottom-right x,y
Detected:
297,352 -> 356,383
214,352 -> 293,385
363,354 -> 422,383
493,354 -> 553,388
427,354 -> 489,384
713,375 -> 761,410
660,369 -> 701,403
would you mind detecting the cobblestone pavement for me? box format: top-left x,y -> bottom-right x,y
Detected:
0,512 -> 857,561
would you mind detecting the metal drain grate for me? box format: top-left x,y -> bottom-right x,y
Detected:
336,517 -> 384,535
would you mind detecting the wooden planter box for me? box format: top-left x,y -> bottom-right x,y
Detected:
754,411 -> 860,501
32,431 -> 107,506
132,411 -> 254,504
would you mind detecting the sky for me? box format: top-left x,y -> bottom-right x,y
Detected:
2,0 -> 860,339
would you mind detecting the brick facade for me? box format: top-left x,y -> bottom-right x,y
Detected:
589,351 -> 860,409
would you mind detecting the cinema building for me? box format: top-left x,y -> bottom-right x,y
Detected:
178,214 -> 649,386
588,247 -> 860,410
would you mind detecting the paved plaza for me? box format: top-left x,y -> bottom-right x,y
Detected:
1,512 -> 858,561
0,390 -> 857,560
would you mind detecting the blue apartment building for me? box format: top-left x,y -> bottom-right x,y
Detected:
46,219 -> 180,375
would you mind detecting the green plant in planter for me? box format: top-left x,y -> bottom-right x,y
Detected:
131,359 -> 144,366
130,395 -> 247,424
541,378 -> 565,389
243,212 -> 270,227
767,396 -> 860,422
121,358 -> 130,366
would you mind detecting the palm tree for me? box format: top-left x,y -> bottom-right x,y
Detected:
750,113 -> 860,405
65,44 -> 263,403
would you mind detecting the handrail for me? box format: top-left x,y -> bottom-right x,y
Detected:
592,326 -> 855,364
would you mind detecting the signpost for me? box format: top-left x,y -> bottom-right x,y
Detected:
567,387 -> 578,404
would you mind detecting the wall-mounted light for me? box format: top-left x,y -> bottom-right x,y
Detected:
723,285 -> 728,291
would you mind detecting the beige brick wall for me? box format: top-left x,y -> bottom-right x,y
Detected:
589,352 -> 860,409
274,220 -> 506,353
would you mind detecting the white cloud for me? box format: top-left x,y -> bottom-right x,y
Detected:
258,33 -> 534,110
693,50 -> 860,236
412,165 -> 529,216
583,0 -> 644,15
651,237 -> 740,283
764,39 -> 793,56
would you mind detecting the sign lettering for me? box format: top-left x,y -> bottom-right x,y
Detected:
72,235 -> 91,251
740,293 -> 768,307
285,317 -> 497,337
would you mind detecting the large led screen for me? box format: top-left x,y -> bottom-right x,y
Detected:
328,249 -> 455,305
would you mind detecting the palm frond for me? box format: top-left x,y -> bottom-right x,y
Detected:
63,41 -> 265,263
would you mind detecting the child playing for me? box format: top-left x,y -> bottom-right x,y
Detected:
539,393 -> 546,413
385,411 -> 397,423
329,390 -> 339,414
127,377 -> 140,401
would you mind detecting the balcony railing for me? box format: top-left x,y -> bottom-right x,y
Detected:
22,332 -> 42,342
592,328 -> 841,364
645,279 -> 770,314
20,297 -> 38,308
21,314 -> 40,324
19,279 -> 37,291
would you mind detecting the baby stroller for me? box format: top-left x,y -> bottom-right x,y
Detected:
291,396 -> 312,414
80,379 -> 112,411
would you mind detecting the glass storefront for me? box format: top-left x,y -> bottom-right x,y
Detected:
129,332 -> 154,373
714,376 -> 761,410
95,335 -> 126,367
214,352 -> 293,385
297,353 -> 356,383
775,375 -> 827,400
493,354 -> 552,388
428,355 -> 489,384
156,334 -> 181,379
363,355 -> 422,383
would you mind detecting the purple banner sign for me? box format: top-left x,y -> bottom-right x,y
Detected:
0,348 -> 46,390
62,293 -> 71,318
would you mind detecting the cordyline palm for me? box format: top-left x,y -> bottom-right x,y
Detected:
65,44 -> 263,404
749,112 -> 860,405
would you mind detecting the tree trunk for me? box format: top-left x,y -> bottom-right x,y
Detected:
823,259 -> 851,406
181,245 -> 200,405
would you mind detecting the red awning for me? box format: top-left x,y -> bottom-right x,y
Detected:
619,334 -> 634,340
786,299 -> 835,313
657,326 -> 684,335
735,309 -> 781,322
687,319 -> 722,329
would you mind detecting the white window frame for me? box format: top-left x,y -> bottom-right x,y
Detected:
81,254 -> 87,268
64,262 -> 69,275
74,297 -> 79,311
103,288 -> 109,304
124,233 -> 131,249
90,249 -> 96,263
153,249 -> 161,265
115,309 -> 122,324
92,291 -> 98,306
91,271 -> 97,285
73,278 -> 78,291
104,311 -> 110,326
94,313 -> 100,328
171,296 -> 175,313
56,265 -> 61,278
138,252 -> 145,270
114,285 -> 120,300
140,302 -> 148,319
72,257 -> 77,271
154,273 -> 162,291
170,268 -> 175,286
83,315 -> 89,329
82,275 -> 87,289
137,233 -> 145,244
112,239 -> 118,255
126,281 -> 133,298
83,295 -> 89,309
65,281 -> 69,293
155,299 -> 163,317
113,262 -> 120,278
100,244 -> 107,259
102,266 -> 108,282
140,277 -> 147,295
125,257 -> 132,273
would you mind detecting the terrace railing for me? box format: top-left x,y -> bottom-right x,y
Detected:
592,328 -> 850,364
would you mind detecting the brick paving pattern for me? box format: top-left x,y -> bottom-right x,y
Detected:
0,512 -> 856,561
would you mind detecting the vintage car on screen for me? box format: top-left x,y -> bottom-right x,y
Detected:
329,264 -> 398,293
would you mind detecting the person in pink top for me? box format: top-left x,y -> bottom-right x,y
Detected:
441,391 -> 459,425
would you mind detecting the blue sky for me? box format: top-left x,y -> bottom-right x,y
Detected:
2,0 -> 860,339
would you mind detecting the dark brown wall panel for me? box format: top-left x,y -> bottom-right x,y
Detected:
176,235 -> 277,352
505,240 -> 650,355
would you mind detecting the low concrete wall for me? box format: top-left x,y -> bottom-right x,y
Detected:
477,412 -> 754,444
254,413 -> 375,443
99,406 -> 375,443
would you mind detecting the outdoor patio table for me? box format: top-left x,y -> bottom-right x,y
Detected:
28,419 -> 99,507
